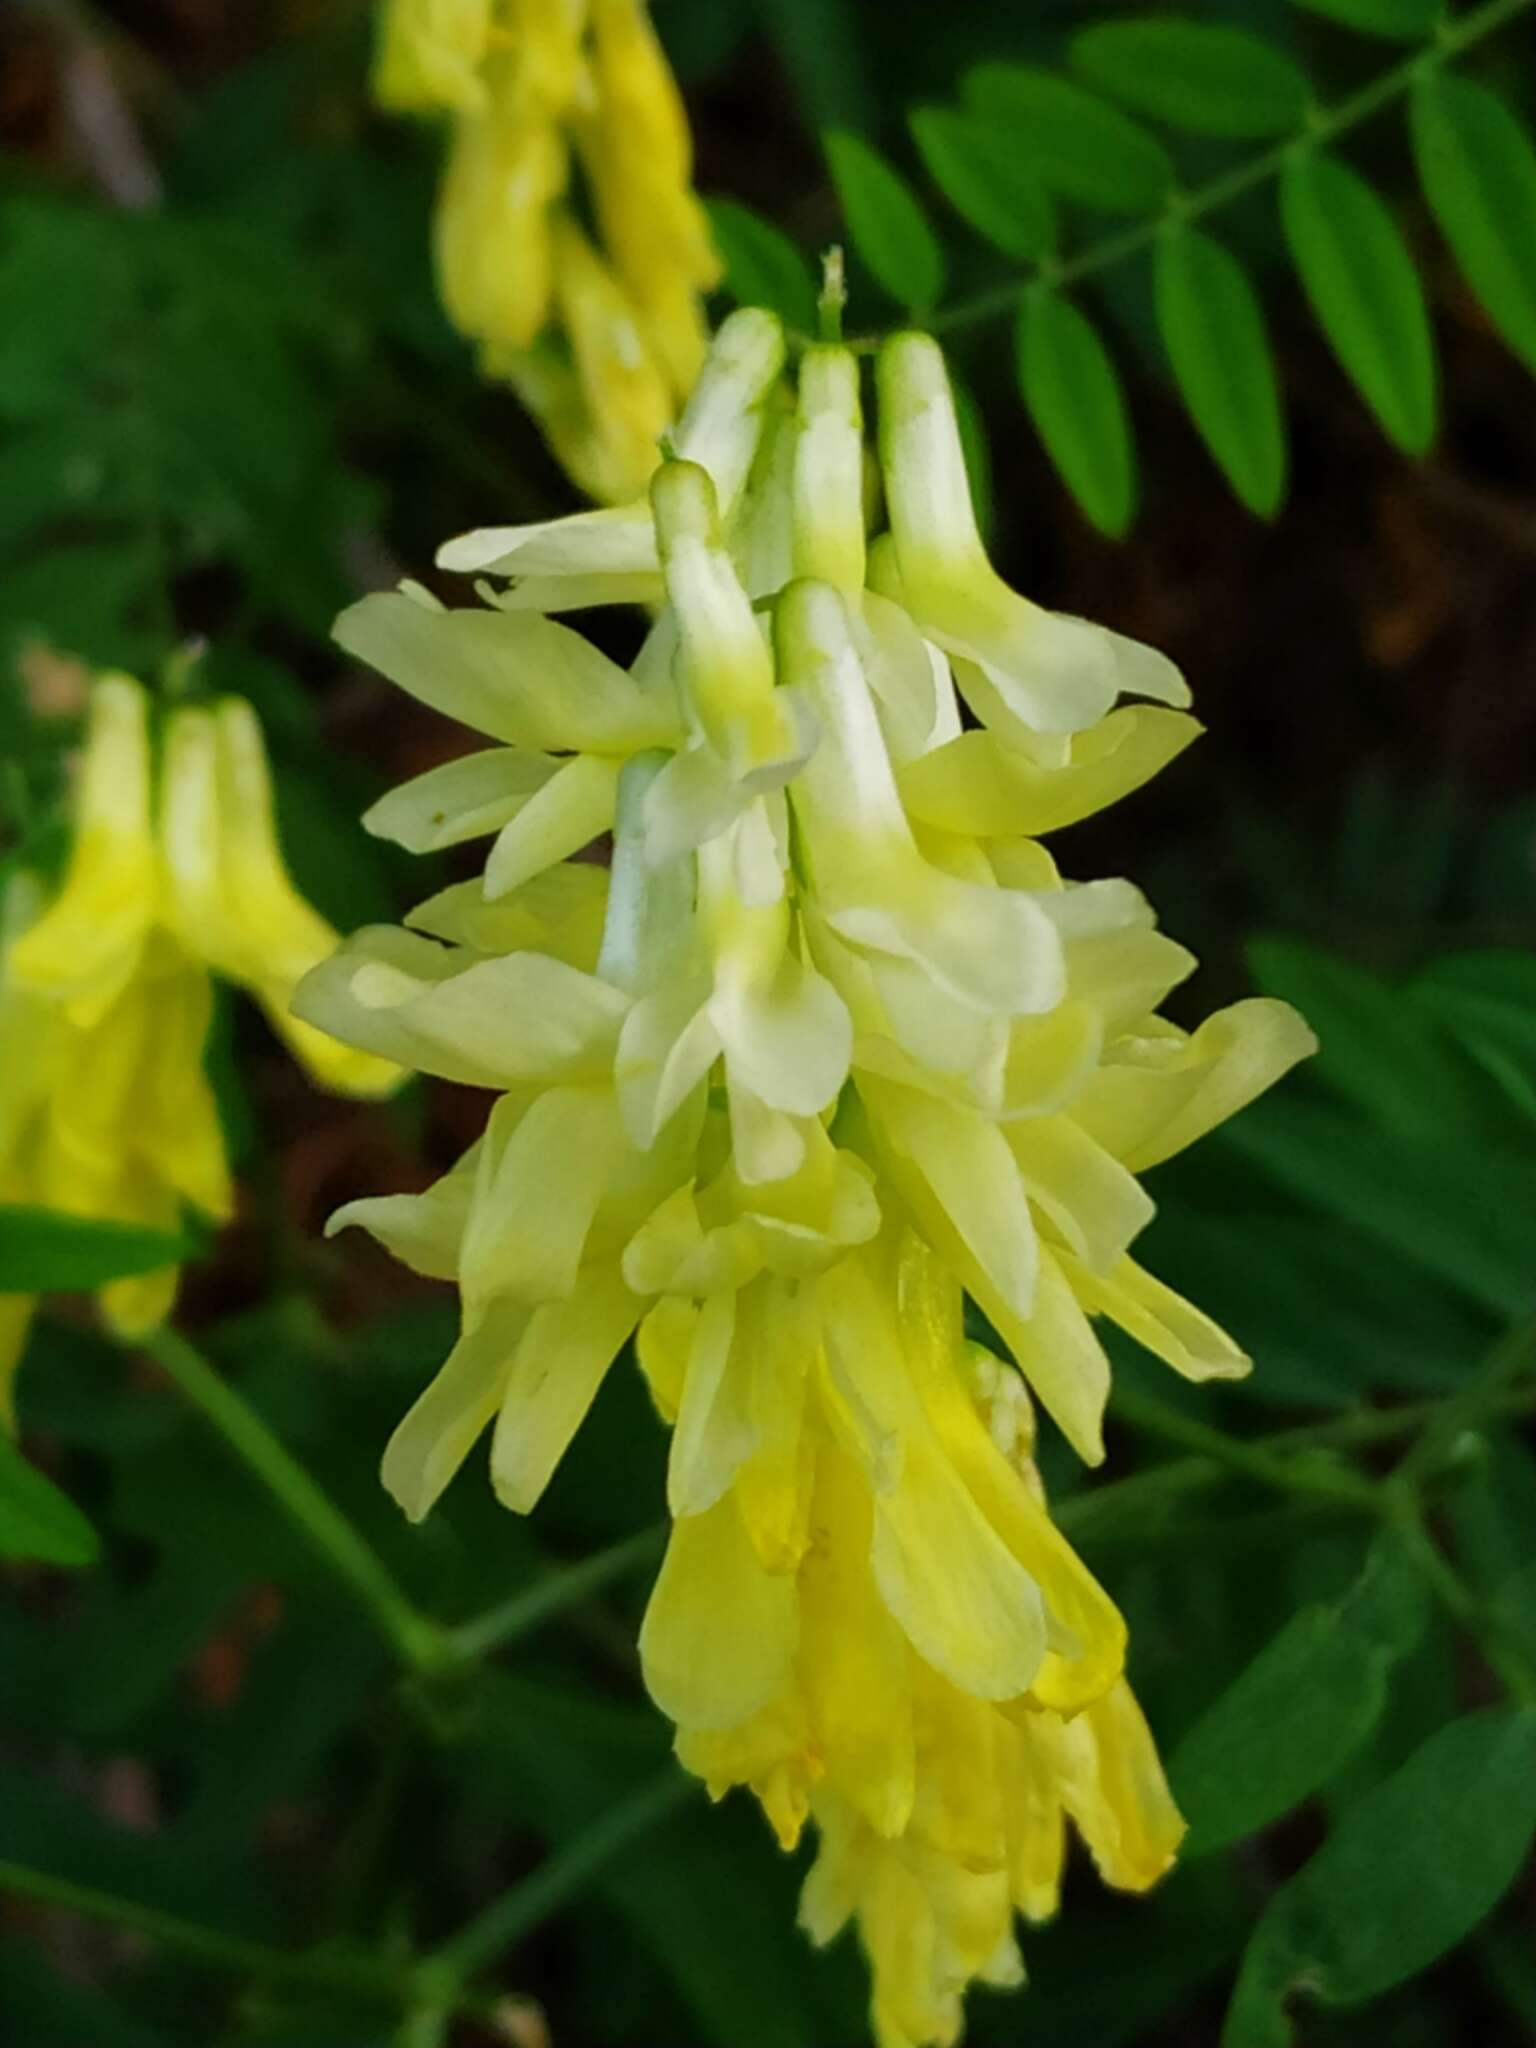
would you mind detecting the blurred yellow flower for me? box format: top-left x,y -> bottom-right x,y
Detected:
0,675 -> 400,1380
375,0 -> 720,502
299,311 -> 1313,2043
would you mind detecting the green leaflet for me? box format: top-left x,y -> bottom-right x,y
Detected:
0,1431 -> 99,1567
1413,952 -> 1536,1116
1172,1535 -> 1424,1856
1247,938 -> 1499,1137
0,1204 -> 192,1293
1154,226 -> 1286,516
1223,1707 -> 1536,2045
704,200 -> 818,335
909,106 -> 1055,262
1281,153 -> 1437,454
1015,288 -> 1137,538
1071,21 -> 1311,141
824,129 -> 946,310
1413,73 -> 1536,379
963,63 -> 1173,214
1225,1095 -> 1536,1318
1287,0 -> 1443,36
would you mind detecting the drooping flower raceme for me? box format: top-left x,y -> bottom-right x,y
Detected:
374,0 -> 720,504
296,310 -> 1314,2046
0,676 -> 400,1406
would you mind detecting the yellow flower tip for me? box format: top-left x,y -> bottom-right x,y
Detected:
100,1261 -> 181,1343
0,1295 -> 37,1434
373,0 -> 492,114
8,672 -> 157,1020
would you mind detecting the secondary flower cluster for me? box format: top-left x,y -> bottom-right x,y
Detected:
297,310 -> 1314,2047
374,0 -> 719,504
0,678 -> 399,1412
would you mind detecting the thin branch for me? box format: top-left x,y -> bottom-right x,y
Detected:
444,1526 -> 664,1666
865,0 -> 1536,345
419,1770 -> 693,1993
143,1328 -> 451,1677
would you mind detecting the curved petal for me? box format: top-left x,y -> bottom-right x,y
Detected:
640,1490 -> 799,1731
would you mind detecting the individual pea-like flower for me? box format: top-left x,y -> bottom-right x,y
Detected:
0,674 -> 400,1388
650,1232 -> 1184,2048
296,308 -> 1313,2044
373,0 -> 720,504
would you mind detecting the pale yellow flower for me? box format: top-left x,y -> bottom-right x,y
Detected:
0,675 -> 400,1369
299,310 -> 1313,2041
376,0 -> 721,502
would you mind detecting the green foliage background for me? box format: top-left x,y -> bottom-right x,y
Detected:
3,2 -> 1536,2044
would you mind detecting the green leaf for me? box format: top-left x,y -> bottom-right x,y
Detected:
1453,1434 -> 1536,1601
1287,0 -> 1442,35
1413,74 -> 1536,378
1146,1205 -> 1489,1408
703,199 -> 818,334
1155,226 -> 1285,514
1071,22 -> 1311,141
1414,952 -> 1536,1107
0,1204 -> 191,1293
1224,1707 -> 1536,2045
823,130 -> 946,310
1281,153 -> 1437,453
963,65 -> 1174,214
1016,288 -> 1137,537
908,107 -> 1054,262
1225,1096 -> 1536,1318
1491,1560 -> 1536,1668
0,1432 -> 99,1566
1247,938 -> 1495,1136
1172,1537 -> 1423,1856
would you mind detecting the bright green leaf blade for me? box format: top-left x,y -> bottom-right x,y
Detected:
1281,153 -> 1437,453
1247,937 -> 1492,1135
0,1206 -> 191,1294
1016,287 -> 1137,536
1287,0 -> 1441,34
0,1433 -> 99,1567
1225,1096 -> 1536,1318
1070,21 -> 1311,141
1413,73 -> 1536,378
1414,951 -> 1536,1118
1173,1537 -> 1423,1856
909,107 -> 1055,262
703,199 -> 818,334
1154,225 -> 1287,515
824,129 -> 946,310
1415,953 -> 1536,1053
1224,1706 -> 1536,2046
963,64 -> 1173,214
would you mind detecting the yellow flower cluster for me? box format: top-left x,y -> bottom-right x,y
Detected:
296,311 -> 1314,2046
0,677 -> 400,1411
374,0 -> 720,504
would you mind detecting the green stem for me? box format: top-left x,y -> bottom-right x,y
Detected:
1111,1384 -> 1384,1509
1057,1378 -> 1536,1544
0,1860 -> 391,1999
1389,1495 -> 1536,1704
418,1769 -> 692,1994
444,1526 -> 664,1665
907,0 -> 1536,340
144,1328 -> 450,1677
1397,1315 -> 1536,1486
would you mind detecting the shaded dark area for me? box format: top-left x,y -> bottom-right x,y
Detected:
3,3 -> 1536,2046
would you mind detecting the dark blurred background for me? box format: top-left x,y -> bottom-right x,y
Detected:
3,3 -> 1536,2045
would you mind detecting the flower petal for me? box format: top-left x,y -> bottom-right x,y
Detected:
489,1263 -> 643,1511
640,1490 -> 799,1731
